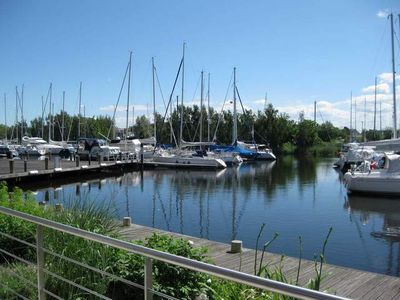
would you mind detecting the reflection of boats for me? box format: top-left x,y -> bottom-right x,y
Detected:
344,154 -> 400,196
347,195 -> 400,241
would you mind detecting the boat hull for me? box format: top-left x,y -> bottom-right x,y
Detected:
344,172 -> 400,196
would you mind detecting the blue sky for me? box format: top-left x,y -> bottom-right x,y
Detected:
1,0 -> 399,130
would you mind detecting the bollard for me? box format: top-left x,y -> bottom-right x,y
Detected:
45,157 -> 49,170
75,155 -> 80,167
140,143 -> 144,169
24,159 -> 27,172
9,159 -> 14,174
122,217 -> 131,227
230,240 -> 242,254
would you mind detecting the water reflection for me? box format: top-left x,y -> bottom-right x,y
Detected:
346,195 -> 400,275
25,157 -> 400,276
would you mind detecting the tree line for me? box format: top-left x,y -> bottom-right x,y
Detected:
0,103 -> 393,153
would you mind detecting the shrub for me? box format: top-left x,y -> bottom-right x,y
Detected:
110,233 -> 210,299
0,263 -> 37,299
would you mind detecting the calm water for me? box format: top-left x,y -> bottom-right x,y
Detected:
28,156 -> 400,276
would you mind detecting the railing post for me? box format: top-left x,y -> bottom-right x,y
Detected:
144,257 -> 153,300
36,225 -> 46,300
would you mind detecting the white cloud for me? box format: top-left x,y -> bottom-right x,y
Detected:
362,83 -> 390,94
99,104 -> 149,113
378,72 -> 400,84
377,9 -> 389,18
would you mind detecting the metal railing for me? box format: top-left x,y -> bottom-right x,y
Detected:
0,206 -> 349,300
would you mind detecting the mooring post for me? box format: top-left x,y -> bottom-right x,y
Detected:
98,154 -> 102,165
230,240 -> 243,253
88,154 -> 91,166
9,159 -> 14,174
140,143 -> 144,169
24,158 -> 27,172
122,217 -> 131,226
45,157 -> 49,170
75,155 -> 80,167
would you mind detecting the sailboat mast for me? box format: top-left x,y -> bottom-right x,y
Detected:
354,97 -> 357,136
21,84 -> 24,138
389,13 -> 397,138
200,70 -> 204,143
41,96 -> 44,138
207,73 -> 210,142
15,86 -> 18,142
350,91 -> 352,142
48,83 -> 52,142
152,57 -> 156,141
78,82 -> 82,138
62,91 -> 65,142
233,67 -> 237,144
374,77 -> 377,132
4,94 -> 6,142
179,43 -> 185,148
125,51 -> 132,148
364,96 -> 366,142
314,101 -> 317,123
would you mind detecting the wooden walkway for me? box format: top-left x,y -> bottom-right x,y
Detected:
120,223 -> 400,300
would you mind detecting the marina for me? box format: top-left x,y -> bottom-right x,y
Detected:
1,1 -> 400,298
10,156 -> 400,277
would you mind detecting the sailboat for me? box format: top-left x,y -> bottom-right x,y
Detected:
152,44 -> 227,169
343,13 -> 400,196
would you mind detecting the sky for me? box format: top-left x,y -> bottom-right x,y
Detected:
1,0 -> 400,130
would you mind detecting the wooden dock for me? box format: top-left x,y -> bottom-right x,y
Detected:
120,223 -> 400,300
0,158 -> 143,186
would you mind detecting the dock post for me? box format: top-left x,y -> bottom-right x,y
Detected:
9,159 -> 14,174
88,154 -> 91,166
98,154 -> 102,165
45,157 -> 49,170
24,159 -> 27,172
122,217 -> 131,226
75,155 -> 80,167
230,240 -> 242,253
140,143 -> 144,170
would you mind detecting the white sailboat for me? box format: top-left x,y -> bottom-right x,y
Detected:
152,45 -> 227,169
344,154 -> 400,196
343,14 -> 400,196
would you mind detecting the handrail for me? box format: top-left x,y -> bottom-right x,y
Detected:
0,206 -> 349,300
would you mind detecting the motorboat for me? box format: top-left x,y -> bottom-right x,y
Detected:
110,136 -> 155,159
76,138 -> 115,160
334,142 -> 378,172
21,136 -> 63,155
344,154 -> 400,196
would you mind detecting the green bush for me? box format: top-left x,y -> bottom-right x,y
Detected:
0,263 -> 37,299
0,183 -> 47,263
110,233 -> 210,299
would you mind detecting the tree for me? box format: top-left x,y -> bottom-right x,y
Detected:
295,112 -> 318,149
